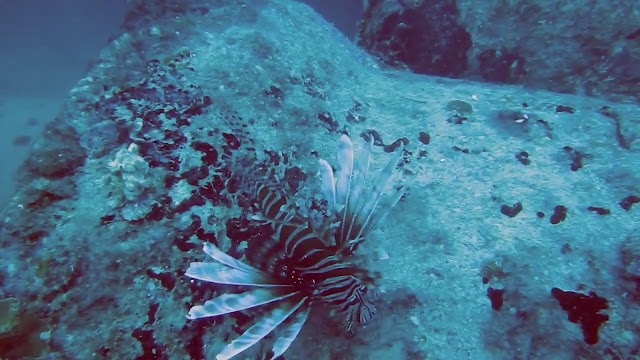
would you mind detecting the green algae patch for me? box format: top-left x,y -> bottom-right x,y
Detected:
445,99 -> 474,115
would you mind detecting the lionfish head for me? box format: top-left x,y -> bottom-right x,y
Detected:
185,134 -> 405,359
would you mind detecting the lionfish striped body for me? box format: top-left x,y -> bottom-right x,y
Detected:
247,184 -> 377,328
185,135 -> 405,359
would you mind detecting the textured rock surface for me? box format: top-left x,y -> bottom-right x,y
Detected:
0,0 -> 639,359
358,0 -> 640,102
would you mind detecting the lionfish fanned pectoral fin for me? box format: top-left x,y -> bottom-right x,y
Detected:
186,243 -> 289,287
201,242 -> 266,275
186,287 -> 298,319
270,306 -> 310,358
318,134 -> 405,252
215,296 -> 308,360
186,262 -> 287,287
186,241 -> 311,359
186,243 -> 297,321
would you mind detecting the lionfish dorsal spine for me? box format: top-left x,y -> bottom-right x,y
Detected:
348,143 -> 405,244
335,134 -> 355,208
317,134 -> 404,252
339,135 -> 374,245
318,158 -> 338,212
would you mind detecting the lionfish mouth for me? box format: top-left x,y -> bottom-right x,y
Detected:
185,134 -> 405,359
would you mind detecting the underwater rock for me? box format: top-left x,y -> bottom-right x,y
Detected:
24,119 -> 86,178
358,0 -> 471,77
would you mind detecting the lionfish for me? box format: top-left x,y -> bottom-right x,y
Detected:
185,134 -> 405,359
